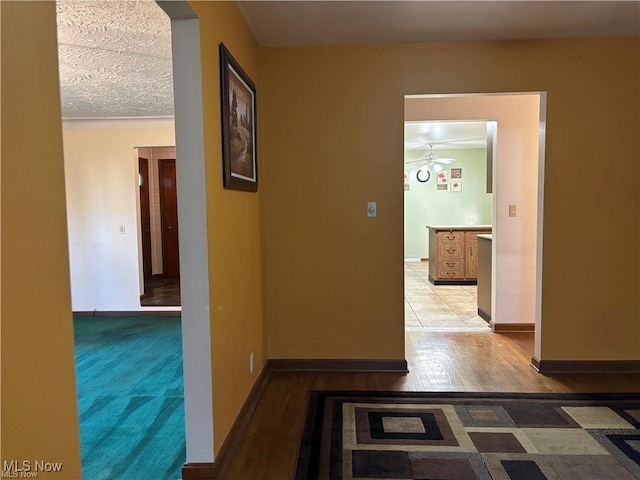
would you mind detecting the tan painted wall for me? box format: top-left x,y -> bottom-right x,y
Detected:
1,2 -> 82,478
187,1 -> 264,455
261,37 -> 639,361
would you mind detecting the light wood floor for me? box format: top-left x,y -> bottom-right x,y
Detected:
224,331 -> 640,479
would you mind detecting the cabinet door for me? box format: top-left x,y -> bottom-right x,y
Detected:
465,230 -> 491,279
465,232 -> 478,278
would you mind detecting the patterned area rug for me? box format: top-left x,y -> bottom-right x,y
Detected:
295,391 -> 640,479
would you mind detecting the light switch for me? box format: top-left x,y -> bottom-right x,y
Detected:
119,225 -> 126,234
367,201 -> 377,217
508,204 -> 517,217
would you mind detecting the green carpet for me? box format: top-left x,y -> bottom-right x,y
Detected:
74,315 -> 185,480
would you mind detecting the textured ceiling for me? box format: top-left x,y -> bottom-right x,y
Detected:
57,0 -> 173,118
56,0 -> 639,120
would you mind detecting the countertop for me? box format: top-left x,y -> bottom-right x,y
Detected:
477,234 -> 493,241
426,225 -> 493,230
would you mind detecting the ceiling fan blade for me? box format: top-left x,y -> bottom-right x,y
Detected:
435,158 -> 456,164
404,142 -> 429,150
405,159 -> 427,165
430,135 -> 486,146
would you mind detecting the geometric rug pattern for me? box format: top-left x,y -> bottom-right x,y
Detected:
295,391 -> 640,479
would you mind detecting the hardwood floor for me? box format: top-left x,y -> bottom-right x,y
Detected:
223,331 -> 640,479
140,276 -> 181,306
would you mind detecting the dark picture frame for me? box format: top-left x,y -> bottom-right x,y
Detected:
219,43 -> 257,192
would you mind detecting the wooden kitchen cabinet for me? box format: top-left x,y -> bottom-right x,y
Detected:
427,225 -> 492,284
465,231 -> 480,279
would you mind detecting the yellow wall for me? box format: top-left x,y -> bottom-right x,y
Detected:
1,2 -> 82,478
261,37 -> 640,361
1,2 -> 638,474
187,1 -> 264,455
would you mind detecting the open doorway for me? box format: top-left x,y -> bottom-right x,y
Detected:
404,120 -> 493,332
404,93 -> 545,358
57,0 -> 192,477
137,146 -> 181,307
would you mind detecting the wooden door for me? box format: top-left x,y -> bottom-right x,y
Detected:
138,157 -> 152,280
159,159 -> 180,277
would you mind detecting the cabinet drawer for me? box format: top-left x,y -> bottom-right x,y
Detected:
437,268 -> 464,279
438,259 -> 464,270
437,241 -> 464,258
437,231 -> 464,243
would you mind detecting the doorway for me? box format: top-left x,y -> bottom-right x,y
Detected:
138,147 -> 181,307
404,120 -> 493,332
404,93 -> 545,356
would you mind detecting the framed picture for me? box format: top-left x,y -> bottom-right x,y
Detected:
451,168 -> 462,179
220,43 -> 257,192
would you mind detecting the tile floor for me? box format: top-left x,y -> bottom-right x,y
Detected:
405,261 -> 490,332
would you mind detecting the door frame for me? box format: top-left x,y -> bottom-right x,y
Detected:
403,92 -> 547,363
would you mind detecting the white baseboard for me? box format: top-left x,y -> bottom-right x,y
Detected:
404,257 -> 422,263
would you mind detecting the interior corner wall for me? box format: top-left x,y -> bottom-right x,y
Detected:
186,1 -> 264,456
261,37 -> 640,362
1,2 -> 82,477
62,125 -> 175,312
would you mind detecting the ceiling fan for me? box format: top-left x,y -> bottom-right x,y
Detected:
404,143 -> 456,182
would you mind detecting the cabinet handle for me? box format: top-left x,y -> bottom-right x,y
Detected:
446,249 -> 456,254
446,235 -> 456,240
447,262 -> 455,267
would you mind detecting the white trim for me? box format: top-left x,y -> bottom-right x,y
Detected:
62,117 -> 175,130
403,257 -> 422,263
534,93 -> 547,360
406,92 -> 544,100
167,13 -> 215,463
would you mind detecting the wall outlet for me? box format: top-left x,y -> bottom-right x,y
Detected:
508,204 -> 517,217
249,352 -> 254,373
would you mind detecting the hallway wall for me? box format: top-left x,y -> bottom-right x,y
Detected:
261,37 -> 639,362
188,0 -> 265,456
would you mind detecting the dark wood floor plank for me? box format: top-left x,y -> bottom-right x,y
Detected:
223,331 -> 640,479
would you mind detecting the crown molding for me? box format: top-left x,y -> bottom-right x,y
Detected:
62,117 -> 175,130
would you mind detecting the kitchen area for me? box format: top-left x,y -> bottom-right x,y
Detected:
404,95 -> 541,337
404,120 -> 494,331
